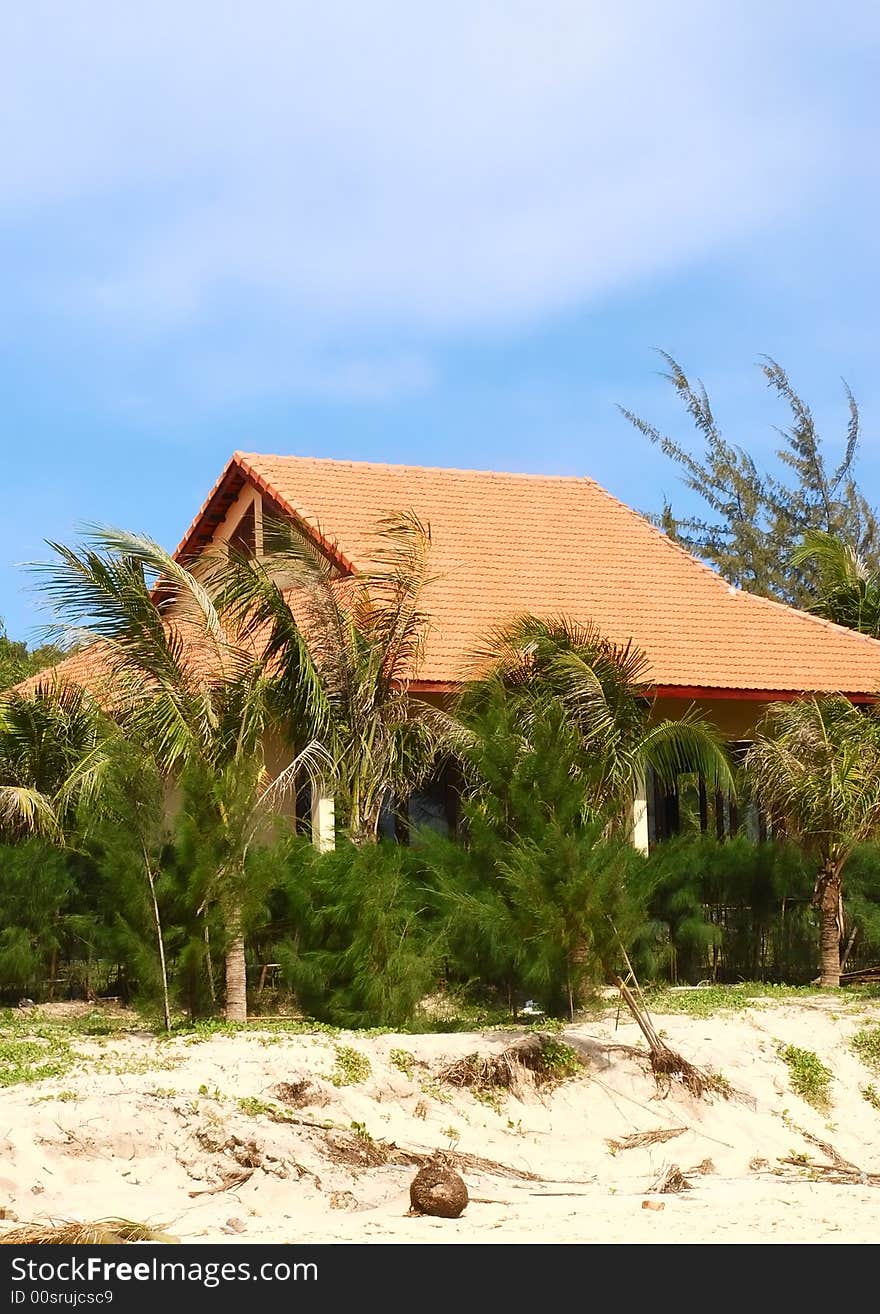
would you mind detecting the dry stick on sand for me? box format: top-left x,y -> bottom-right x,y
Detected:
613,960 -> 730,1101
439,1034 -> 585,1093
610,925 -> 729,1100
778,1160 -> 880,1186
0,1219 -> 177,1246
607,1127 -> 688,1151
798,1129 -> 860,1173
778,1127 -> 878,1186
188,1168 -> 254,1198
650,1164 -> 693,1194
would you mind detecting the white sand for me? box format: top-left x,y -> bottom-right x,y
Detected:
2,995 -> 879,1244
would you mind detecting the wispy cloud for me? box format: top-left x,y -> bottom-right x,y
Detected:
1,2 -> 877,397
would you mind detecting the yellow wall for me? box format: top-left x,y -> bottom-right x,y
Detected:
415,690 -> 770,742
651,696 -> 772,741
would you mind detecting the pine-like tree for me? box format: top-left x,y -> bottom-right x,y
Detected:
620,354 -> 879,606
429,688 -> 646,1016
269,837 -> 443,1028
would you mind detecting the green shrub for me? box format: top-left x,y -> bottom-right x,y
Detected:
0,841 -> 79,1000
390,1048 -> 416,1079
422,691 -> 646,1016
270,839 -> 443,1028
852,1025 -> 880,1072
327,1045 -> 371,1087
780,1044 -> 833,1111
0,1039 -> 72,1086
631,833 -> 817,985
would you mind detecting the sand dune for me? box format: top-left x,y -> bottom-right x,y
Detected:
2,994 -> 879,1244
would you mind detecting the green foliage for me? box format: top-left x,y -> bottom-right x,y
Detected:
0,684 -> 110,840
748,698 -> 880,872
643,983 -> 839,1017
79,745 -> 173,1010
632,833 -> 816,984
747,698 -> 880,985
0,618 -> 66,692
835,847 -> 880,965
792,531 -> 880,636
326,1045 -> 371,1086
632,831 -> 880,987
0,840 -> 88,999
218,511 -> 457,843
30,526 -> 321,1022
780,1044 -> 833,1111
0,1038 -> 72,1086
462,616 -> 732,820
270,838 -> 443,1028
390,1048 -> 416,1079
531,1038 -> 583,1083
852,1025 -> 880,1073
236,1095 -> 283,1118
620,353 -> 878,605
169,759 -> 281,1014
861,1083 -> 880,1112
426,690 -> 646,1016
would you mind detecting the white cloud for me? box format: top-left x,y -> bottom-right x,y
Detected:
1,2 -> 876,372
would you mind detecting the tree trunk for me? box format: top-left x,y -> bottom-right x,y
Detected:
203,924 -> 216,1006
817,864 -> 842,988
143,852 -> 171,1034
225,931 -> 248,1022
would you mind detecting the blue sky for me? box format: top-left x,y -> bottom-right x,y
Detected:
2,1 -> 879,642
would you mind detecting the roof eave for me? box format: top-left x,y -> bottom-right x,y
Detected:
649,684 -> 878,703
173,451 -> 355,575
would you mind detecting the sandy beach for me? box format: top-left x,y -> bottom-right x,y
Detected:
2,993 -> 879,1245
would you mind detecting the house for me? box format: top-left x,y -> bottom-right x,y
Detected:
23,451 -> 880,849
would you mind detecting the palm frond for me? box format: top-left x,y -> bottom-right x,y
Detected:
747,696 -> 880,865
358,512 -> 436,683
638,714 -> 735,794
792,530 -> 880,635
0,785 -> 57,836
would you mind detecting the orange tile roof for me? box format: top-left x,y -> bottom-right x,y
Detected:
12,641 -> 119,701
19,452 -> 880,701
177,450 -> 880,697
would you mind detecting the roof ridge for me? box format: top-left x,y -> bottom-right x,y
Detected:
237,450 -> 616,485
237,449 -> 880,655
237,450 -> 757,591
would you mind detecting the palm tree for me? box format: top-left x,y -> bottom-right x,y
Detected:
746,696 -> 880,987
792,531 -> 880,636
32,528 -> 325,1021
462,615 -> 734,825
0,682 -> 108,839
218,512 -> 461,843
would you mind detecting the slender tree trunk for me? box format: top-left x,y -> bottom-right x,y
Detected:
817,864 -> 842,988
203,924 -> 216,1006
143,849 -> 171,1034
225,925 -> 248,1022
840,924 -> 858,975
